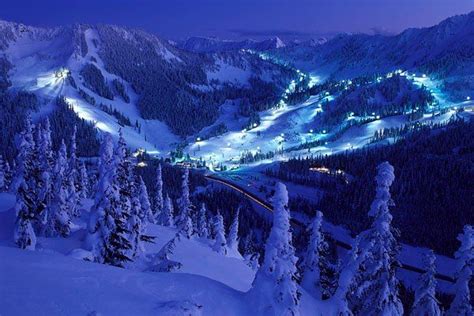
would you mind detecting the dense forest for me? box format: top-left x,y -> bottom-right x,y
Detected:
267,118 -> 474,256
94,26 -> 294,136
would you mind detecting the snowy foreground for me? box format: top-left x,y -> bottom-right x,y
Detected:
0,193 -> 324,316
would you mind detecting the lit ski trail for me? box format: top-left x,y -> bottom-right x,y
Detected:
186,69 -> 473,170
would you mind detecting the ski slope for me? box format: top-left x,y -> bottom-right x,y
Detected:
184,71 -> 474,168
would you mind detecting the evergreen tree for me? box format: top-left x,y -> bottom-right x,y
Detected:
36,119 -> 54,234
332,236 -> 372,316
149,235 -> 182,272
13,115 -> 37,250
114,130 -> 133,224
153,164 -> 164,223
176,168 -> 193,238
48,141 -> 72,237
67,125 -> 79,216
138,176 -> 154,224
227,208 -> 240,255
212,212 -> 227,255
89,134 -> 132,267
128,180 -> 144,259
197,203 -> 209,238
352,162 -> 403,316
4,160 -> 12,191
250,182 -> 300,316
162,194 -> 174,227
411,250 -> 441,316
78,161 -> 89,199
0,155 -> 5,191
128,176 -> 154,259
301,210 -> 331,300
447,225 -> 473,316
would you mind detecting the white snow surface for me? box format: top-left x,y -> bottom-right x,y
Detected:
0,193 -> 325,315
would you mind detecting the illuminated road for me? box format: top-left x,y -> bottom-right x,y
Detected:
205,174 -> 456,284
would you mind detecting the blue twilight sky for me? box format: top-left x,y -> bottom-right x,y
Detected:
1,0 -> 473,40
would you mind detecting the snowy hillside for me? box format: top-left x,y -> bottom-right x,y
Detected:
269,11 -> 474,92
0,19 -> 296,152
178,36 -> 286,53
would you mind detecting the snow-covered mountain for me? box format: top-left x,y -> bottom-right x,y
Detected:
269,11 -> 474,81
0,20 -> 296,153
178,36 -> 286,53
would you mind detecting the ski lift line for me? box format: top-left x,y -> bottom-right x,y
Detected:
204,174 -> 456,284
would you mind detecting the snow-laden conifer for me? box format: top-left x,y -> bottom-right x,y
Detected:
250,182 -> 300,315
411,250 -> 441,316
447,225 -> 473,316
352,161 -> 403,316
212,212 -> 227,255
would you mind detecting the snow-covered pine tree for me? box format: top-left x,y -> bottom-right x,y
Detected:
138,176 -> 154,225
13,115 -> 37,250
66,125 -> 79,217
35,119 -> 55,235
227,208 -> 240,255
242,230 -> 256,257
197,203 -> 209,238
250,182 -> 300,316
0,155 -> 5,191
153,164 -> 164,223
447,225 -> 473,316
89,134 -> 132,267
4,160 -> 12,191
128,176 -> 154,259
411,250 -> 441,316
78,161 -> 89,199
128,178 -> 144,259
212,212 -> 227,255
114,130 -> 133,227
162,194 -> 174,227
352,161 -> 403,316
148,235 -> 182,272
48,140 -> 72,237
176,168 -> 193,238
332,236 -> 372,316
301,210 -> 332,300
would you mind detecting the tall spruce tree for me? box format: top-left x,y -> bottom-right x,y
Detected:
411,250 -> 441,316
447,225 -> 473,316
78,161 -> 89,199
301,210 -> 331,300
89,134 -> 132,267
66,125 -> 79,216
227,208 -> 240,255
197,203 -> 209,238
13,116 -> 37,250
48,140 -> 72,237
36,119 -> 54,235
212,212 -> 227,255
162,194 -> 174,227
153,164 -> 164,223
250,182 -> 300,316
0,155 -> 5,191
176,168 -> 193,238
332,236 -> 372,316
352,162 -> 403,316
138,176 -> 153,224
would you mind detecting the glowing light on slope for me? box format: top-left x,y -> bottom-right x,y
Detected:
308,75 -> 321,88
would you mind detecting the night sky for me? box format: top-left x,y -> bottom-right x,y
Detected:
2,0 -> 473,40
